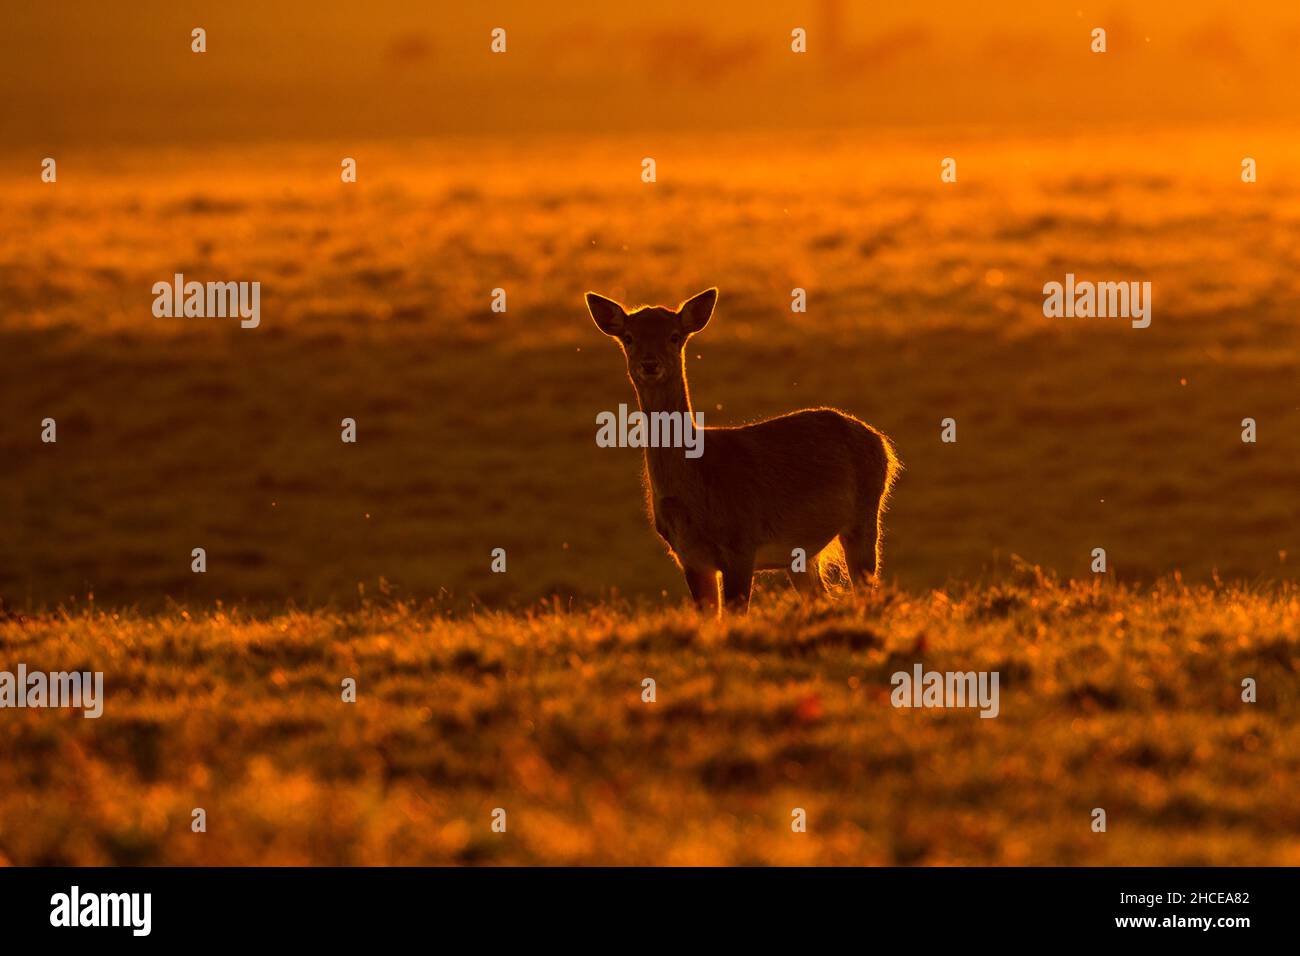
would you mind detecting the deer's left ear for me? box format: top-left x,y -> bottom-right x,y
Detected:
679,287 -> 717,335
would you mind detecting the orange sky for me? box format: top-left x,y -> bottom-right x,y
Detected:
3,0 -> 1298,146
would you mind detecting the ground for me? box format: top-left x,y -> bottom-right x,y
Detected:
1,131 -> 1297,865
2,572 -> 1297,865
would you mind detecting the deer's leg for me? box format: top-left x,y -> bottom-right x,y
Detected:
684,567 -> 720,615
787,554 -> 826,601
720,556 -> 756,614
841,508 -> 882,591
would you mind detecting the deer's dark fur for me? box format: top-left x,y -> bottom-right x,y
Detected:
588,288 -> 900,615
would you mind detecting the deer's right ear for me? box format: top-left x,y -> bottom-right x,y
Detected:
586,292 -> 626,336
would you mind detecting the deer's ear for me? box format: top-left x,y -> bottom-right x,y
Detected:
586,292 -> 626,336
679,287 -> 717,335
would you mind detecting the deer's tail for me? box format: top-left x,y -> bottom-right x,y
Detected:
871,427 -> 901,512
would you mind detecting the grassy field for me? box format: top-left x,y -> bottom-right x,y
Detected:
2,130 -> 1298,866
2,572 -> 1297,866
2,130 -> 1299,611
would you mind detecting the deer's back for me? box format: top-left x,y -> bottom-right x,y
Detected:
706,406 -> 890,479
662,407 -> 894,561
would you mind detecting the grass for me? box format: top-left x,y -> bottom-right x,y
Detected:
2,569 -> 1298,865
3,129 -> 1298,865
2,130 -> 1299,611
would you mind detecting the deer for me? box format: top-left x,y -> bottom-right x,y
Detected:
586,287 -> 899,615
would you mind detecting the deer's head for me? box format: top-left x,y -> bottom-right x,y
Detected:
586,288 -> 717,386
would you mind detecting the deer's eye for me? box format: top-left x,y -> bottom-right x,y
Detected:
669,333 -> 683,346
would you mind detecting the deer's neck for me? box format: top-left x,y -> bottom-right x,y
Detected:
632,372 -> 692,417
631,372 -> 698,497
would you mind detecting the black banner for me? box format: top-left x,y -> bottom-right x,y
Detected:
0,867 -> 1282,943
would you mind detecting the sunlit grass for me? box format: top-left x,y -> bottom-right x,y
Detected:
2,570 -> 1297,865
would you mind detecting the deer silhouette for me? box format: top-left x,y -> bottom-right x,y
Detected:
588,288 -> 899,614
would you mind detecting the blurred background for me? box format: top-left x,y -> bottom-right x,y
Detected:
4,0 -> 1300,143
2,1 -> 1299,608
